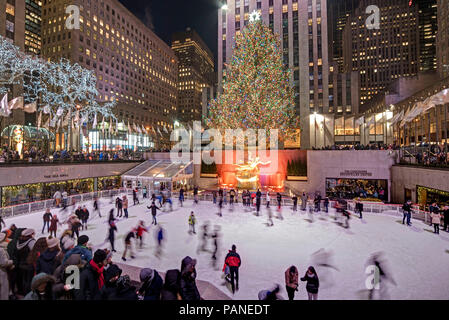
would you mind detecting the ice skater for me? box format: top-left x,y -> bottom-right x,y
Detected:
230,189 -> 235,206
116,196 -> 123,218
188,211 -> 196,235
223,244 -> 241,294
276,193 -> 282,211
155,225 -> 165,258
122,195 -> 129,219
49,214 -> 61,238
42,208 -> 53,234
147,201 -> 160,225
402,200 -> 412,226
179,187 -> 185,207
197,222 -> 209,254
210,225 -> 221,268
193,186 -> 199,204
431,209 -> 441,234
108,220 -> 117,252
133,188 -> 140,205
218,195 -> 223,217
122,229 -> 136,261
323,197 -> 329,214
93,196 -> 102,218
301,192 -> 308,211
255,189 -> 262,216
136,220 -> 148,248
301,267 -> 320,300
266,192 -> 271,208
80,205 -> 89,230
366,252 -> 397,300
292,195 -> 298,212
266,205 -> 274,227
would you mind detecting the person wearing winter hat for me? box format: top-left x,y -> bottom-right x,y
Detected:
36,238 -> 62,275
108,275 -> 138,300
62,238 -> 75,253
75,249 -> 107,300
301,266 -> 320,300
180,256 -> 201,300
100,264 -> 122,300
62,235 -> 92,265
49,214 -> 60,238
137,267 -> 163,300
161,269 -> 182,300
15,228 -> 36,296
24,273 -> 56,300
0,232 -> 14,300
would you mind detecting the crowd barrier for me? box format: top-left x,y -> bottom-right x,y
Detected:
0,188 -> 435,225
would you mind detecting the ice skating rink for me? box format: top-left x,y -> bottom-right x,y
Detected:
4,198 -> 449,300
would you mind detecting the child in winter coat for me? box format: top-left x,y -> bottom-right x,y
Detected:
301,266 -> 319,300
188,212 -> 196,234
49,215 -> 61,238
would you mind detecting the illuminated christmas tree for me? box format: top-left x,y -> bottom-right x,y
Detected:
206,11 -> 299,141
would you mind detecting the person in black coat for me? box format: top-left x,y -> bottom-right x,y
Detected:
301,266 -> 319,300
255,190 -> 262,216
147,201 -> 160,225
443,205 -> 449,232
108,221 -> 117,252
276,193 -> 282,210
138,268 -> 163,300
115,197 -> 123,217
75,249 -> 107,300
161,269 -> 181,300
292,195 -> 298,212
36,238 -> 61,275
100,264 -> 122,300
180,256 -> 201,300
108,275 -> 138,300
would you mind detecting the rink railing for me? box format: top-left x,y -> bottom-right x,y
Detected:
0,189 -> 436,225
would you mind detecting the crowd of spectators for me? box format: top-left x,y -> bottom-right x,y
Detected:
0,146 -> 144,164
313,143 -> 400,151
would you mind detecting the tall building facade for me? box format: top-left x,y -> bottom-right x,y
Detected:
218,0 -> 331,149
0,0 -> 42,126
343,0 -> 420,110
417,0 -> 437,72
437,0 -> 449,79
41,0 -> 178,148
172,28 -> 215,125
327,0 -> 357,74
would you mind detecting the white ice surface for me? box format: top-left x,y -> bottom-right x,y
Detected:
4,198 -> 449,300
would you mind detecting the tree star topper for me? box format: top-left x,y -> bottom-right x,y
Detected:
249,10 -> 261,23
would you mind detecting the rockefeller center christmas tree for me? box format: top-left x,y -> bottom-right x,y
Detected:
206,11 -> 299,141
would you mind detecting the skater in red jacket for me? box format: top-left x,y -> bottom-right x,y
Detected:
222,245 -> 241,294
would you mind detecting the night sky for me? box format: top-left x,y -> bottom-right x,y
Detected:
119,0 -> 220,64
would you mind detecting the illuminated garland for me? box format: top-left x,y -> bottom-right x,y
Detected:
206,20 -> 300,141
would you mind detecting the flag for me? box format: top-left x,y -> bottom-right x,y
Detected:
74,110 -> 80,124
49,115 -> 57,127
101,117 -> 106,134
136,125 -> 142,134
37,111 -> 42,130
157,127 -> 162,136
8,96 -> 23,110
163,126 -> 168,134
127,120 -> 132,134
56,107 -> 64,118
23,101 -> 37,113
44,116 -> 50,129
43,105 -> 51,114
80,113 -> 87,125
92,113 -> 97,128
56,119 -> 61,132
141,125 -> 147,134
366,116 -> 375,126
0,94 -> 11,117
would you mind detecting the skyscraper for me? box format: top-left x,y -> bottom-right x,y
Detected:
0,0 -> 42,125
437,0 -> 449,79
172,28 -> 215,125
41,0 -> 178,148
417,0 -> 437,72
343,0 -> 420,110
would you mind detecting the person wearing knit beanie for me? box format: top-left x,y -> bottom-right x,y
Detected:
46,237 -> 59,249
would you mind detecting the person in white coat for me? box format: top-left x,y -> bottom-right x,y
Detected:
431,211 -> 441,234
0,232 -> 14,300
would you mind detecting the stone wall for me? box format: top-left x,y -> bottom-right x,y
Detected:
0,162 -> 140,187
391,165 -> 449,204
